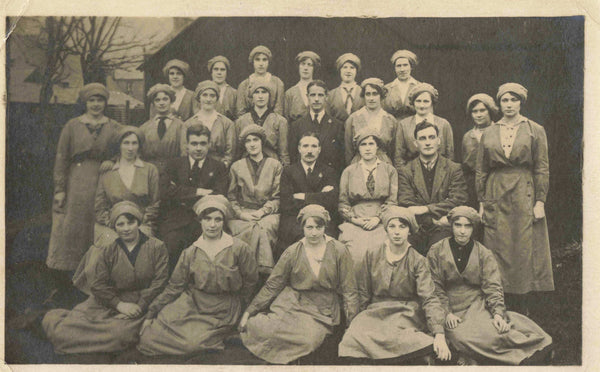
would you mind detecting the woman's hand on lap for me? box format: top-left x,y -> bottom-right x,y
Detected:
445,313 -> 462,329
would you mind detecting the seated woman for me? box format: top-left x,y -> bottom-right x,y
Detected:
344,78 -> 398,165
228,124 -> 282,273
94,126 -> 160,243
139,83 -> 186,174
183,80 -> 236,168
236,45 -> 285,117
43,201 -> 169,355
339,206 -> 451,364
338,128 -> 398,265
235,80 -> 289,166
239,204 -> 358,365
137,195 -> 258,356
426,206 -> 553,365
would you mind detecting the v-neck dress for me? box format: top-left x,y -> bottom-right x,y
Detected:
339,244 -> 445,359
42,235 -> 168,354
228,157 -> 282,271
241,239 -> 358,364
476,118 -> 553,294
137,236 -> 258,356
427,238 -> 552,364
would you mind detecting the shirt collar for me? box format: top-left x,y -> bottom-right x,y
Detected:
340,82 -> 357,90
391,76 -> 418,87
309,109 -> 325,123
154,113 -> 174,121
112,157 -> 144,170
189,156 -> 206,169
496,114 -> 526,127
193,232 -> 234,252
359,158 -> 381,171
80,113 -> 109,125
419,153 -> 438,168
301,160 -> 317,174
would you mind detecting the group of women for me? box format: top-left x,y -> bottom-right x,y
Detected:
40,45 -> 554,365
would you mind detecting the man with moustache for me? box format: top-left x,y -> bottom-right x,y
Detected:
288,80 -> 345,174
397,122 -> 468,256
276,132 -> 339,260
158,124 -> 228,271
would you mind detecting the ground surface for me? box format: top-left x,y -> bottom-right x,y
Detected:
4,216 -> 582,365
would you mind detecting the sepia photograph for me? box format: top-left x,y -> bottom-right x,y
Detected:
3,4 -> 586,368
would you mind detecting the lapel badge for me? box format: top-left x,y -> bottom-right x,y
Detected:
209,172 -> 214,177
318,172 -> 323,178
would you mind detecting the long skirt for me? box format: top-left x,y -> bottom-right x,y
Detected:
446,297 -> 552,365
47,159 -> 100,271
42,296 -> 143,354
229,208 -> 279,272
482,167 -> 554,293
137,291 -> 240,356
338,222 -> 387,265
338,300 -> 433,359
241,286 -> 334,364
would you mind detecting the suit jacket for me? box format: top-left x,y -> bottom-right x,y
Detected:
159,156 -> 228,232
288,112 -> 345,172
397,156 -> 467,228
280,161 -> 339,217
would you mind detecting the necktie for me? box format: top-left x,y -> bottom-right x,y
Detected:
313,113 -> 319,126
307,167 -> 313,177
366,168 -> 376,197
157,117 -> 167,139
191,159 -> 200,182
344,87 -> 353,114
85,123 -> 102,139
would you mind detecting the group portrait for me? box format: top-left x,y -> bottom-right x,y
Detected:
4,15 -> 583,366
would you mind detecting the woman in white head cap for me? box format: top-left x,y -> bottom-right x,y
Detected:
476,83 -> 553,315
137,195 -> 258,356
339,206 -> 451,365
236,45 -> 285,117
382,50 -> 421,120
240,204 -> 358,365
207,55 -> 238,121
151,59 -> 196,121
284,51 -> 321,123
427,206 -> 552,365
326,53 -> 365,122
344,77 -> 398,166
46,83 -> 123,302
43,201 -> 169,356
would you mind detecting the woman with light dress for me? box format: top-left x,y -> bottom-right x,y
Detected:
208,55 -> 238,121
339,206 -> 451,364
338,128 -> 398,266
382,49 -> 421,120
427,206 -> 552,365
228,124 -> 282,273
284,51 -> 320,123
43,201 -> 168,355
137,195 -> 258,356
326,53 -> 365,122
150,59 -> 196,121
344,78 -> 398,165
239,204 -> 358,364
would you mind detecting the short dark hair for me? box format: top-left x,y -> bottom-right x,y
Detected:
298,131 -> 321,146
198,207 -> 231,234
307,80 -> 328,95
115,212 -> 141,226
413,121 -> 439,139
187,124 -> 212,142
358,134 -> 383,149
360,83 -> 387,99
302,215 -> 327,228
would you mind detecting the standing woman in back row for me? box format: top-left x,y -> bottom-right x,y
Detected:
327,53 -> 365,123
382,50 -> 421,120
284,51 -> 320,123
236,45 -> 285,117
47,83 -> 122,300
476,83 -> 553,315
151,59 -> 196,121
208,56 -> 238,121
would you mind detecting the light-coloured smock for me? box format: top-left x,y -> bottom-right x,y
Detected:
344,107 -> 398,165
43,235 -> 168,354
137,235 -> 258,356
339,244 -> 445,359
241,239 -> 358,364
427,238 -> 552,364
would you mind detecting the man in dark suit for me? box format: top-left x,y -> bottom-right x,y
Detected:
276,132 -> 339,260
159,124 -> 228,270
288,80 -> 345,174
398,121 -> 468,256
